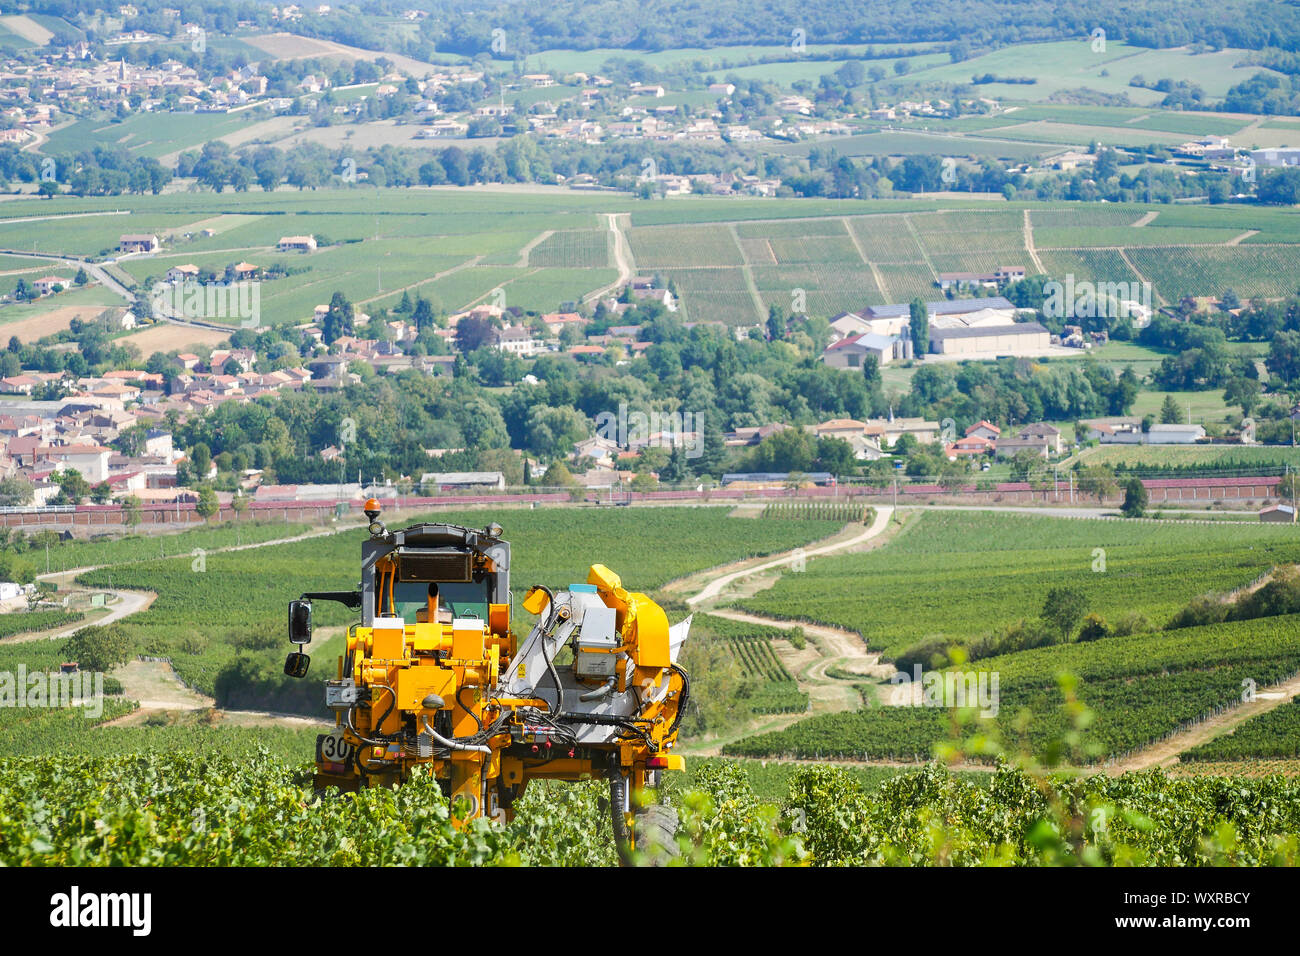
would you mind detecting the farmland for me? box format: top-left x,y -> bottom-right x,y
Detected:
1182,699 -> 1300,761
3,189 -> 1298,333
625,203 -> 1300,324
24,518 -> 314,574
710,508 -> 1300,765
886,40 -> 1277,105
7,12 -> 1300,874
43,507 -> 841,719
761,502 -> 871,522
693,613 -> 808,715
724,614 -> 1300,763
738,510 -> 1300,658
1075,444 -> 1300,471
4,749 -> 1298,866
0,609 -> 83,640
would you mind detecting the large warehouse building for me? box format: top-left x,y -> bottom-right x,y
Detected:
928,321 -> 1051,355
824,296 -> 1053,364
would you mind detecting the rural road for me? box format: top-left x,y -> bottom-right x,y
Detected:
17,523 -> 368,727
52,589 -> 156,640
675,508 -> 899,755
686,505 -> 893,606
23,522 -> 365,644
584,213 -> 634,304
1109,671 -> 1300,774
0,249 -> 135,303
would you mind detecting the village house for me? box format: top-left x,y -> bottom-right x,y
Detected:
994,436 -> 1053,459
493,325 -> 546,357
276,235 -> 317,253
725,423 -> 789,447
1018,423 -> 1064,455
965,421 -> 1001,442
119,233 -> 159,253
946,436 -> 995,459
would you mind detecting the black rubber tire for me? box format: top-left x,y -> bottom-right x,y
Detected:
629,803 -> 680,866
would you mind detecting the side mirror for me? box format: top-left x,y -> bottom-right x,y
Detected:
284,652 -> 310,678
288,599 -> 313,645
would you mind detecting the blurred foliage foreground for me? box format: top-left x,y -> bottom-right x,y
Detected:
3,680 -> 1299,866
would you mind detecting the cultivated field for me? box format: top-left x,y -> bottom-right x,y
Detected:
726,510 -> 1300,763
0,300 -> 121,343
118,323 -> 234,353
8,185 -> 1299,327
1077,444 -> 1300,470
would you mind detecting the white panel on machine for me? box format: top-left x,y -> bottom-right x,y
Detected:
573,604 -> 618,677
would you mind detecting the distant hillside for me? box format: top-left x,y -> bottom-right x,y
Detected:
426,0 -> 1300,55
23,0 -> 1300,61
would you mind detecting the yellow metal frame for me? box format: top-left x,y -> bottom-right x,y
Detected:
315,564 -> 687,828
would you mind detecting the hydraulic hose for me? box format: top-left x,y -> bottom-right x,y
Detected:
524,584 -> 568,720
579,676 -> 617,702
667,665 -> 690,738
421,714 -> 492,754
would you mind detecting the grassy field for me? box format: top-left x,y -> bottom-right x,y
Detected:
1128,388 -> 1234,423
764,130 -> 1055,162
43,110 -> 276,161
895,41 -> 1278,105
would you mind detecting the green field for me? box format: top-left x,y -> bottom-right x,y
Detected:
1182,699 -> 1300,761
43,110 -> 276,161
45,508 -> 840,715
694,613 -> 808,715
725,511 -> 1300,763
764,131 -> 1054,162
519,42 -> 939,76
723,608 -> 1300,767
740,510 -> 1300,659
1128,388 -> 1234,423
6,188 -> 1299,328
897,41 -> 1279,105
1077,444 -> 1300,470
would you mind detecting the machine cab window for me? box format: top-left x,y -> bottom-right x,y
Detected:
390,579 -> 491,624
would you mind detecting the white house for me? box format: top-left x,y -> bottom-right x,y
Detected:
1146,424 -> 1206,445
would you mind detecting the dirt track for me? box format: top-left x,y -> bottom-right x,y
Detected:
1108,671 -> 1300,774
674,508 -> 900,755
28,524 -> 364,729
682,505 -> 895,606
672,504 -> 1293,771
